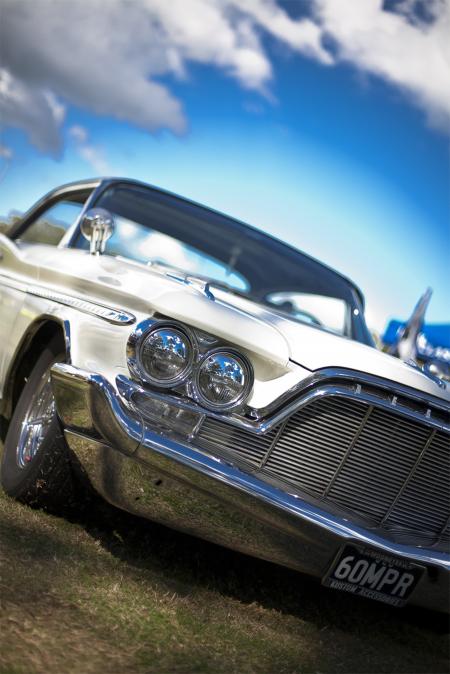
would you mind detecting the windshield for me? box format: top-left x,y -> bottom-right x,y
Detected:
73,183 -> 372,344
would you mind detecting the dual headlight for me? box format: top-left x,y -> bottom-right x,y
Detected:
129,321 -> 253,411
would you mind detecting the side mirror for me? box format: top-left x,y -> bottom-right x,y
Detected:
80,208 -> 114,255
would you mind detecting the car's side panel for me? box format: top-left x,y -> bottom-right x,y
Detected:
0,286 -> 25,399
0,235 -> 36,399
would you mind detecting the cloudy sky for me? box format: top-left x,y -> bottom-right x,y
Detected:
0,0 -> 449,332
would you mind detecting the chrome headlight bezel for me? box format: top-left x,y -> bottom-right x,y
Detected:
127,318 -> 254,411
192,348 -> 254,411
127,319 -> 197,388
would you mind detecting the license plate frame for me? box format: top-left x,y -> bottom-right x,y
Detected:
322,544 -> 425,607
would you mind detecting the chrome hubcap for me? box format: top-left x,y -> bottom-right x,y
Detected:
16,368 -> 56,469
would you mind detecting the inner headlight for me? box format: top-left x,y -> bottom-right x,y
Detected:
139,325 -> 194,386
194,350 -> 253,410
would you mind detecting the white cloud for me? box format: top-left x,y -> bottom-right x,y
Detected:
0,143 -> 13,161
68,124 -> 111,175
78,144 -> 111,175
0,0 -> 448,157
68,125 -> 88,145
314,0 -> 450,129
0,68 -> 65,155
139,230 -> 192,269
237,0 -> 332,64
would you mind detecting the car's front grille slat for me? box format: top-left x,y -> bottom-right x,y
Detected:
197,416 -> 278,467
195,387 -> 450,549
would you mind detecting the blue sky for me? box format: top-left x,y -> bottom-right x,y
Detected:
0,0 -> 449,333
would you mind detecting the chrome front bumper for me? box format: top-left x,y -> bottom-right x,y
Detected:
50,363 -> 450,613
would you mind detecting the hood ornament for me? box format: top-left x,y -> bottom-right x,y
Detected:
184,276 -> 215,301
146,261 -> 215,300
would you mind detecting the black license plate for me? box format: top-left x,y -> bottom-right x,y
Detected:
323,544 -> 425,607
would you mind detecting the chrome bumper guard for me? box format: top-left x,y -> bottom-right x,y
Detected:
50,363 -> 450,613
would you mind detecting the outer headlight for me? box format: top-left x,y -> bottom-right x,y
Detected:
138,325 -> 194,386
194,349 -> 253,410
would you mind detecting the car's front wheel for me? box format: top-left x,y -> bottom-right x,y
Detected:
1,337 -> 75,511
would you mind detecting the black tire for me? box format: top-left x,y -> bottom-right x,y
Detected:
1,337 -> 75,511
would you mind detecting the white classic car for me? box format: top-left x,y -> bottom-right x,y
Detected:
0,178 -> 449,612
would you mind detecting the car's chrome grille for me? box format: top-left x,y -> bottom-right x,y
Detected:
324,408 -> 431,521
196,393 -> 450,549
383,430 -> 450,537
262,397 -> 369,496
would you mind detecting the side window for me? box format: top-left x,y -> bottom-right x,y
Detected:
19,200 -> 85,246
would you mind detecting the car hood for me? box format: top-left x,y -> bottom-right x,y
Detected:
210,288 -> 450,402
22,245 -> 450,403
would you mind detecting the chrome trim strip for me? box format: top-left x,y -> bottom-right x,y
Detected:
259,366 -> 449,417
322,404 -> 374,498
258,420 -> 287,469
380,428 -> 437,525
117,373 -> 450,434
439,514 -> 450,538
0,273 -> 136,325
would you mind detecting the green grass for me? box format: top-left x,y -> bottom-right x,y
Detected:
0,458 -> 448,674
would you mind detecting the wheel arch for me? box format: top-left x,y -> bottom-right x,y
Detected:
0,316 -> 70,435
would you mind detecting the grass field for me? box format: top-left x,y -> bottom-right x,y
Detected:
0,446 -> 449,674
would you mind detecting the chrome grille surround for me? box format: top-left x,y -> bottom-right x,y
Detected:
195,373 -> 450,551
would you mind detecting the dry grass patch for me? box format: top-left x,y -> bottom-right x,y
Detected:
0,461 -> 449,674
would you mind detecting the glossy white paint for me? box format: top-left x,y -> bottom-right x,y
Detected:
0,233 -> 448,412
212,289 -> 450,402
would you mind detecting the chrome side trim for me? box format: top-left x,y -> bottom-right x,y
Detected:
0,273 -> 136,325
62,319 -> 72,364
117,373 -> 450,435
